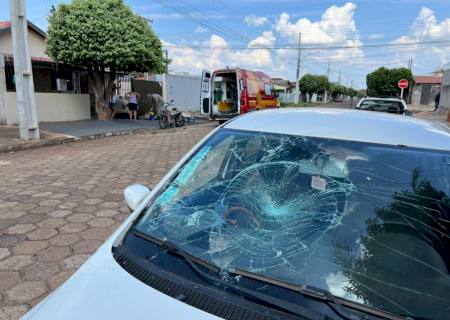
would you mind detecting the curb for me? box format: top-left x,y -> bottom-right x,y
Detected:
0,121 -> 216,154
0,135 -> 79,154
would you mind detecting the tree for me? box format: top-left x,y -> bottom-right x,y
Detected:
330,84 -> 346,98
299,74 -> 330,102
46,0 -> 165,119
366,67 -> 412,97
346,87 -> 358,98
334,169 -> 450,315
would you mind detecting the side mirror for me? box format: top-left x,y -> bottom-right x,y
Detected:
123,184 -> 151,211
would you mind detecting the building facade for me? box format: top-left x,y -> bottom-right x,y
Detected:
411,75 -> 442,106
0,21 -> 90,125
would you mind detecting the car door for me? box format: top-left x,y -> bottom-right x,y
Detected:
200,70 -> 211,115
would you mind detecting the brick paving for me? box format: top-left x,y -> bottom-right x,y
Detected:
0,123 -> 216,320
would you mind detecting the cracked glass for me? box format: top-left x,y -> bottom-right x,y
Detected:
135,128 -> 450,319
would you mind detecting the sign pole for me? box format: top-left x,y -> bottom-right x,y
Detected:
398,79 -> 409,102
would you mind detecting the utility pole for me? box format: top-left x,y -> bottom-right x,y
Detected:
338,70 -> 341,85
407,58 -> 413,71
325,57 -> 330,103
10,0 -> 39,140
294,32 -> 301,104
326,58 -> 331,79
164,49 -> 169,74
0,54 -> 7,125
407,58 -> 413,104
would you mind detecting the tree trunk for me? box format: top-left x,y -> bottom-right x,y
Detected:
89,69 -> 116,120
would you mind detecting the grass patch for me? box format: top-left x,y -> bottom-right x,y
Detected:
280,101 -> 311,108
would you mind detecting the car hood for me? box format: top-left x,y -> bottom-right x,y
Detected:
22,240 -> 221,320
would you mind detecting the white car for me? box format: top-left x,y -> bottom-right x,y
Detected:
23,109 -> 450,320
355,97 -> 411,115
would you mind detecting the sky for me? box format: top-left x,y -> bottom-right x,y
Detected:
1,0 -> 450,88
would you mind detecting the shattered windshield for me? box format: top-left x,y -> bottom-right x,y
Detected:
135,128 -> 450,319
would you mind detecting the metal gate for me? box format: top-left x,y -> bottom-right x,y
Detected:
420,84 -> 431,105
131,79 -> 162,115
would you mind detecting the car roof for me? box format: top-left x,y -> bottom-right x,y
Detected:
361,97 -> 403,101
224,108 -> 450,151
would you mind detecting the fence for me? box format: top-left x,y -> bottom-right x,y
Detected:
441,67 -> 450,112
4,56 -> 89,94
131,78 -> 162,115
278,92 -> 297,104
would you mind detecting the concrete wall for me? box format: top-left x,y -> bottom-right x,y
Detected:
162,74 -> 201,112
5,92 -> 90,124
411,85 -> 422,105
0,29 -> 48,58
441,68 -> 450,112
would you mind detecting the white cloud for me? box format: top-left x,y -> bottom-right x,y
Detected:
391,7 -> 450,70
163,31 -> 277,75
368,33 -> 384,40
195,26 -> 207,33
274,2 -> 364,61
244,15 -> 269,27
231,31 -> 276,67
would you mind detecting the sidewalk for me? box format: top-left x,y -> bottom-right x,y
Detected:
0,126 -> 77,153
414,110 -> 450,130
0,118 -> 210,154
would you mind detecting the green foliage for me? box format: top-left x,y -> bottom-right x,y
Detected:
346,87 -> 358,97
299,74 -> 330,95
331,84 -> 347,96
46,0 -> 165,73
357,89 -> 366,98
279,101 -> 310,108
335,169 -> 450,313
366,67 -> 413,97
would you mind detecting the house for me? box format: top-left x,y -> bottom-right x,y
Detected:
0,21 -> 90,125
272,78 -> 295,94
411,75 -> 442,106
440,64 -> 450,117
271,78 -> 297,103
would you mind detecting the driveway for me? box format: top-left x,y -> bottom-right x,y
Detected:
0,123 -> 216,319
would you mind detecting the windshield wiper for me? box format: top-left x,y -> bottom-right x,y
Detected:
131,229 -> 325,320
232,269 -> 408,320
131,229 -> 400,320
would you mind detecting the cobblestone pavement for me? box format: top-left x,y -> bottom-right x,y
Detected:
0,123 -> 216,319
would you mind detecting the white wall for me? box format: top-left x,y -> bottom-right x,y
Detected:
411,85 -> 422,105
278,92 -> 296,103
0,29 -> 48,58
5,92 -> 90,124
162,74 -> 201,112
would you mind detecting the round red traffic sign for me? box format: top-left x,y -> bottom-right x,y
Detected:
398,79 -> 409,89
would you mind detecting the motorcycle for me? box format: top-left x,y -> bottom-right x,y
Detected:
158,100 -> 185,129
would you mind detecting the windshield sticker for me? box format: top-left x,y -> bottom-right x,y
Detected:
311,176 -> 327,191
174,147 -> 211,186
154,185 -> 179,207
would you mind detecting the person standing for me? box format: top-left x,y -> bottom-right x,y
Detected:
434,91 -> 441,112
109,92 -> 118,119
127,88 -> 140,121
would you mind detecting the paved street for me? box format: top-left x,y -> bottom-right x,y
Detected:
0,123 -> 216,319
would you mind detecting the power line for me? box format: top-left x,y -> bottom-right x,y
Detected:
163,39 -> 450,50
